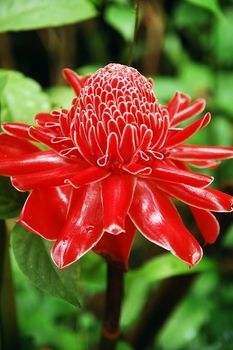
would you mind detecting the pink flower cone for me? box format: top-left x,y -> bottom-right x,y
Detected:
0,64 -> 232,269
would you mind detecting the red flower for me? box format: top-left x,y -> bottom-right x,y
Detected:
0,64 -> 232,269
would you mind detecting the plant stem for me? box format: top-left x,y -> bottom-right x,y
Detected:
128,0 -> 141,66
0,220 -> 20,350
99,261 -> 124,350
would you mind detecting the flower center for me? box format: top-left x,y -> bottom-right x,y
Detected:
69,64 -> 169,172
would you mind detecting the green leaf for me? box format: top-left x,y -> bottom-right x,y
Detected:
212,10 -> 233,67
0,70 -> 50,123
0,177 -> 27,219
185,0 -> 223,18
122,253 -> 216,328
46,86 -> 74,109
105,4 -> 135,41
157,272 -> 219,350
0,0 -> 97,32
12,224 -> 80,306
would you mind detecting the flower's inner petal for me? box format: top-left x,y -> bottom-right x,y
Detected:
102,174 -> 136,235
129,179 -> 203,266
19,186 -> 71,240
51,183 -> 104,269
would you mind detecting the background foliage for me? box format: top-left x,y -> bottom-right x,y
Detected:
0,0 -> 232,349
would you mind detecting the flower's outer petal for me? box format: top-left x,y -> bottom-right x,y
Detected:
65,166 -> 111,188
169,145 -> 233,161
63,68 -> 89,96
165,113 -> 211,149
166,92 -> 182,119
93,216 -> 136,270
0,150 -> 72,175
102,174 -> 136,235
190,207 -> 220,244
35,113 -> 59,127
149,161 -> 213,188
2,123 -> 35,141
171,98 -> 206,126
11,162 -> 87,191
157,182 -> 233,212
188,160 -> 220,169
51,183 -> 104,269
129,179 -> 203,266
0,133 -> 39,157
18,186 -> 71,240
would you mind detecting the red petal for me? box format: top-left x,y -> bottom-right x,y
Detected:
2,123 -> 35,141
93,216 -> 136,269
149,161 -> 213,188
0,133 -> 39,157
35,113 -> 59,127
157,182 -> 233,212
66,166 -> 111,188
169,145 -> 233,161
0,150 -> 72,175
188,160 -> 220,169
129,179 -> 202,266
119,124 -> 136,162
190,207 -> 220,244
123,163 -> 152,175
19,186 -> 71,240
12,162 -> 86,191
165,113 -> 211,149
63,68 -> 88,96
51,183 -> 104,268
166,92 -> 182,119
171,98 -> 206,126
102,174 -> 136,234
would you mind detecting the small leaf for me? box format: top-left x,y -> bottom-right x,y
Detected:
0,0 -> 97,32
0,70 -> 50,123
12,224 -> 80,306
185,0 -> 223,19
105,5 -> 135,41
0,177 -> 27,219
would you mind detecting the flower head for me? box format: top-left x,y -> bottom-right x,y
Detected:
0,63 -> 232,269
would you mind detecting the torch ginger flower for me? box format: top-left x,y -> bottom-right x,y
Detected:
0,63 -> 232,269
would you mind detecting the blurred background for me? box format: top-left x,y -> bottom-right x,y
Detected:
0,0 -> 233,349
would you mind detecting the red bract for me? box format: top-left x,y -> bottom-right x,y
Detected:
0,64 -> 232,269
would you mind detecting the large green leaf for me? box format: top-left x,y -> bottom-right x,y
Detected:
105,4 -> 135,41
0,0 -> 97,32
12,224 -> 80,306
0,70 -> 50,123
122,253 -> 216,328
185,0 -> 223,18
